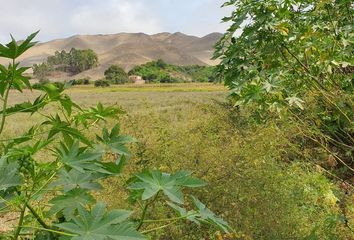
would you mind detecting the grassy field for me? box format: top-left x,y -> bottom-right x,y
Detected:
3,83 -> 351,239
70,82 -> 226,92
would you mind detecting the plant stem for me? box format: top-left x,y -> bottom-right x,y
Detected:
26,203 -> 50,229
143,213 -> 197,223
137,192 -> 159,230
15,190 -> 51,230
20,225 -> 77,237
137,202 -> 149,230
141,220 -> 178,234
0,58 -> 15,136
13,202 -> 27,239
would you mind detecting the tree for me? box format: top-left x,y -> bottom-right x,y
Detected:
104,65 -> 129,84
68,48 -> 98,74
32,62 -> 52,80
39,48 -> 99,76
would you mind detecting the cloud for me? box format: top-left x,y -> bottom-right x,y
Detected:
0,0 -> 232,43
71,0 -> 163,35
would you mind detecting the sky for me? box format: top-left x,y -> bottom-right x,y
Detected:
0,0 -> 232,43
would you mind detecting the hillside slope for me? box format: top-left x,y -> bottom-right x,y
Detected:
0,32 -> 222,80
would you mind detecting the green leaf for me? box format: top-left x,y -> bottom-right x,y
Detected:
286,96 -> 305,110
51,169 -> 102,193
128,170 -> 206,204
57,142 -> 105,173
0,95 -> 48,116
0,31 -> 38,59
45,115 -> 91,146
0,157 -> 22,191
55,202 -> 146,240
96,124 -> 136,156
48,189 -> 95,220
167,202 -> 199,224
191,196 -> 231,233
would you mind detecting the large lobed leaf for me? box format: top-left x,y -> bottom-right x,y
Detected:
48,189 -> 95,220
168,196 -> 232,233
0,31 -> 39,59
0,156 -> 22,191
128,170 -> 206,204
56,202 -> 146,240
51,169 -> 102,193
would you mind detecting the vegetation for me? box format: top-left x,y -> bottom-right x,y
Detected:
104,65 -> 129,84
32,48 -> 98,78
94,79 -> 111,87
213,0 -> 354,238
32,78 -> 90,90
68,77 -> 90,86
32,63 -> 52,81
3,84 -> 351,239
0,33 -> 229,239
128,59 -> 216,83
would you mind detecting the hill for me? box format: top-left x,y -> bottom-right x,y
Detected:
0,32 -> 223,80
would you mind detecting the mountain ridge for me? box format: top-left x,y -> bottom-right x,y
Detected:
0,32 -> 223,80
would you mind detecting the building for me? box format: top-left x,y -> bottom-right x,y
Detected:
129,75 -> 145,84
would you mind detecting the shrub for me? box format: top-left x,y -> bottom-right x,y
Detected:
128,60 -> 216,83
32,62 -> 53,80
215,0 -> 353,177
94,79 -> 111,87
34,48 -> 99,78
104,65 -> 128,84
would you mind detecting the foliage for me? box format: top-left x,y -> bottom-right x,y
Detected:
32,62 -> 53,81
69,78 -> 90,86
0,33 -> 228,239
32,48 -> 98,79
128,59 -> 216,83
56,202 -> 145,240
215,0 -> 353,178
94,79 -> 110,87
214,1 -> 354,238
116,96 -> 352,239
104,65 -> 129,84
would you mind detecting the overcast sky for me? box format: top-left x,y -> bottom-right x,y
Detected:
0,0 -> 232,43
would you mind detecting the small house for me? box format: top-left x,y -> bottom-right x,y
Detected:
129,75 -> 145,84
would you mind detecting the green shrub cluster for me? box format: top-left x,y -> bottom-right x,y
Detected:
215,0 -> 353,180
94,79 -> 111,87
128,59 -> 216,83
68,77 -> 90,85
32,78 -> 90,90
32,48 -> 98,79
104,65 -> 129,84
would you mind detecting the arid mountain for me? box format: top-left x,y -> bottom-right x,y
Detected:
0,32 -> 223,80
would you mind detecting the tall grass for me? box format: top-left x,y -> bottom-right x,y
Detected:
3,86 -> 352,239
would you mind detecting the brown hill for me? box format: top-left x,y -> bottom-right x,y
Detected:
0,32 -> 223,80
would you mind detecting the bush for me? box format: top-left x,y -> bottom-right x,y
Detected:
68,78 -> 91,86
34,48 -> 99,79
104,65 -> 128,84
32,79 -> 50,89
32,62 -> 53,80
128,60 -> 216,83
94,79 -> 110,87
216,0 -> 353,177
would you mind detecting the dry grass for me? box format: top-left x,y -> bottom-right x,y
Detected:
3,84 -> 348,239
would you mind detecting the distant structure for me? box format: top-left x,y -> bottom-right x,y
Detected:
129,75 -> 145,84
